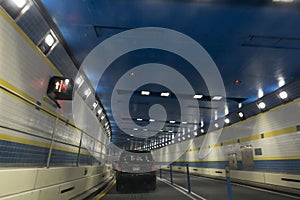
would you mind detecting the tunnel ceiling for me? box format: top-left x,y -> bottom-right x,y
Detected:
39,0 -> 300,149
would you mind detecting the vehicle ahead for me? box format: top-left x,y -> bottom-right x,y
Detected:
115,150 -> 156,192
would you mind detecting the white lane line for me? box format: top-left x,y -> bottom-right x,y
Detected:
176,173 -> 300,199
158,178 -> 207,200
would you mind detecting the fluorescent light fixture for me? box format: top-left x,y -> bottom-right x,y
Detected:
161,92 -> 170,97
238,103 -> 242,108
200,129 -> 204,133
257,101 -> 266,110
93,101 -> 98,109
169,120 -> 176,124
141,91 -> 150,96
84,88 -> 91,97
75,76 -> 84,85
200,121 -> 204,127
12,0 -> 26,8
45,33 -> 55,47
172,140 -> 175,144
149,119 -> 155,122
225,106 -> 229,115
182,137 -> 186,140
182,121 -> 187,124
238,111 -> 244,118
130,134 -> 134,136
97,108 -> 102,115
159,129 -> 163,132
188,135 -> 191,138
279,91 -> 288,100
224,118 -> 230,124
143,129 -> 148,131
193,94 -> 203,99
168,130 -> 173,133
100,115 -> 105,120
214,123 -> 219,128
214,111 -> 218,120
178,138 -> 181,141
133,128 -> 138,131
278,78 -> 285,87
273,0 -> 294,2
194,132 -> 197,136
137,118 -> 143,121
212,96 -> 222,100
258,89 -> 264,98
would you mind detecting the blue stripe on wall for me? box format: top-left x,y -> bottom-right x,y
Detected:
1,139 -> 300,174
0,139 -> 94,166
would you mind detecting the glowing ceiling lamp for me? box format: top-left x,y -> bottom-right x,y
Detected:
257,101 -> 266,110
279,91 -> 288,100
12,0 -> 27,8
45,33 -> 55,47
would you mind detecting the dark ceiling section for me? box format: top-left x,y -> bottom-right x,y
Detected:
40,0 -> 300,150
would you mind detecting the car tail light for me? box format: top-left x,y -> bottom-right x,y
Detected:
115,163 -> 122,174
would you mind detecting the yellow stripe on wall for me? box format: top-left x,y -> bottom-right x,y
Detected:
222,140 -> 237,146
0,133 -> 50,149
264,126 -> 297,138
0,78 -> 37,105
240,134 -> 261,143
0,86 -> 33,108
254,156 -> 300,161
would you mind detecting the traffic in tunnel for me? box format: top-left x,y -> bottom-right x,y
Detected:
0,0 -> 300,199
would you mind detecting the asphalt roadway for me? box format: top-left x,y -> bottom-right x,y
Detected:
100,171 -> 300,200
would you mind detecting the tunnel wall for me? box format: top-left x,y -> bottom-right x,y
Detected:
154,98 -> 300,190
0,8 -> 112,199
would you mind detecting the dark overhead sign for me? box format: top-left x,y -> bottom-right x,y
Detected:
47,76 -> 73,100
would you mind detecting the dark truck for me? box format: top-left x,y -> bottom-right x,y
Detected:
115,150 -> 156,192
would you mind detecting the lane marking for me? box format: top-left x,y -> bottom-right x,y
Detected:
159,178 -> 207,200
95,179 -> 116,200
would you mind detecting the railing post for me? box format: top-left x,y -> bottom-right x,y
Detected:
225,164 -> 233,200
186,163 -> 191,194
76,130 -> 83,167
46,117 -> 58,168
170,165 -> 173,185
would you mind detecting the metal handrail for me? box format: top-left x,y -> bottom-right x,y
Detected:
0,85 -> 108,167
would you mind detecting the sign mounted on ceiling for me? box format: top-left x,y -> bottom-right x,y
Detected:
47,76 -> 74,100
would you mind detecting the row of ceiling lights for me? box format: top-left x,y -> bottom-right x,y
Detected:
236,90 -> 288,120
139,89 -> 289,151
141,90 -> 223,100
